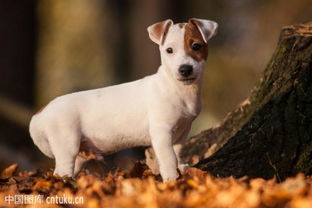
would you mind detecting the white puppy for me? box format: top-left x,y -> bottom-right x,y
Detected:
29,18 -> 218,182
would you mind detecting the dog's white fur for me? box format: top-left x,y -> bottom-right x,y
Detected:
29,18 -> 218,182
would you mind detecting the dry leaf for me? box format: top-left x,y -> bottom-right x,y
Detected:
0,163 -> 312,208
184,167 -> 207,180
0,163 -> 18,179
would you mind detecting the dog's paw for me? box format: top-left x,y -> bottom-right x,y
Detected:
150,167 -> 160,175
178,163 -> 190,174
145,148 -> 160,175
161,169 -> 179,182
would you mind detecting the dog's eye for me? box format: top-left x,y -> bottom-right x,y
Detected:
192,43 -> 202,51
166,47 -> 173,54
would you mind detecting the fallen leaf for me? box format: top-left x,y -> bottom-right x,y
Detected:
0,163 -> 18,179
0,164 -> 312,208
184,167 -> 207,180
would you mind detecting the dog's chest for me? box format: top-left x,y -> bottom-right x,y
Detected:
171,115 -> 193,143
165,98 -> 199,143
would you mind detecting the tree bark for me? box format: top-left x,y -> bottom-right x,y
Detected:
181,22 -> 312,180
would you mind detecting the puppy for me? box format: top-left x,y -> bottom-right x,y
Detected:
29,18 -> 218,182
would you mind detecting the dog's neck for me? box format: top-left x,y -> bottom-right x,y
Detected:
157,65 -> 202,116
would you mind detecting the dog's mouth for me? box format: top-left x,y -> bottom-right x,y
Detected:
178,77 -> 197,84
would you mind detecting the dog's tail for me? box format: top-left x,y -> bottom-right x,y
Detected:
29,114 -> 54,158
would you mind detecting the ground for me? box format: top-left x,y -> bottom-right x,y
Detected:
0,163 -> 312,208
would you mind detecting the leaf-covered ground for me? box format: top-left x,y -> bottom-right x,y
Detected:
0,163 -> 312,208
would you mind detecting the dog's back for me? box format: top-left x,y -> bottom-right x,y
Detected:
29,76 -> 152,159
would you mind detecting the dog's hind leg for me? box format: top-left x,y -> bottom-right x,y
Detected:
47,128 -> 81,177
74,155 -> 87,176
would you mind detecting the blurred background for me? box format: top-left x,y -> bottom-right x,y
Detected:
0,0 -> 311,171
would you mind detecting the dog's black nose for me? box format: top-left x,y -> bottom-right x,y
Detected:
179,65 -> 193,77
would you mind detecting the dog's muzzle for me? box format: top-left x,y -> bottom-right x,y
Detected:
178,64 -> 196,83
178,64 -> 193,77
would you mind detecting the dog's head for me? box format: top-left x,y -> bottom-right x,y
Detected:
148,18 -> 218,84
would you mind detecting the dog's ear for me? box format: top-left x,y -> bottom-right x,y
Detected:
189,18 -> 218,43
147,19 -> 173,45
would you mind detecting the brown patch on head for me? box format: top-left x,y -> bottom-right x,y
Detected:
184,22 -> 208,61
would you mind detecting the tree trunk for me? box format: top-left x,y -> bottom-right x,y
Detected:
181,22 -> 312,180
36,0 -> 115,106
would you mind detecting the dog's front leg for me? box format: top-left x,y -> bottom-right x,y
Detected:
173,143 -> 190,173
150,127 -> 178,182
173,128 -> 191,173
145,144 -> 189,175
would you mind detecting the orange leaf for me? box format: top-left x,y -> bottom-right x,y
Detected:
0,163 -> 18,179
184,167 -> 207,180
